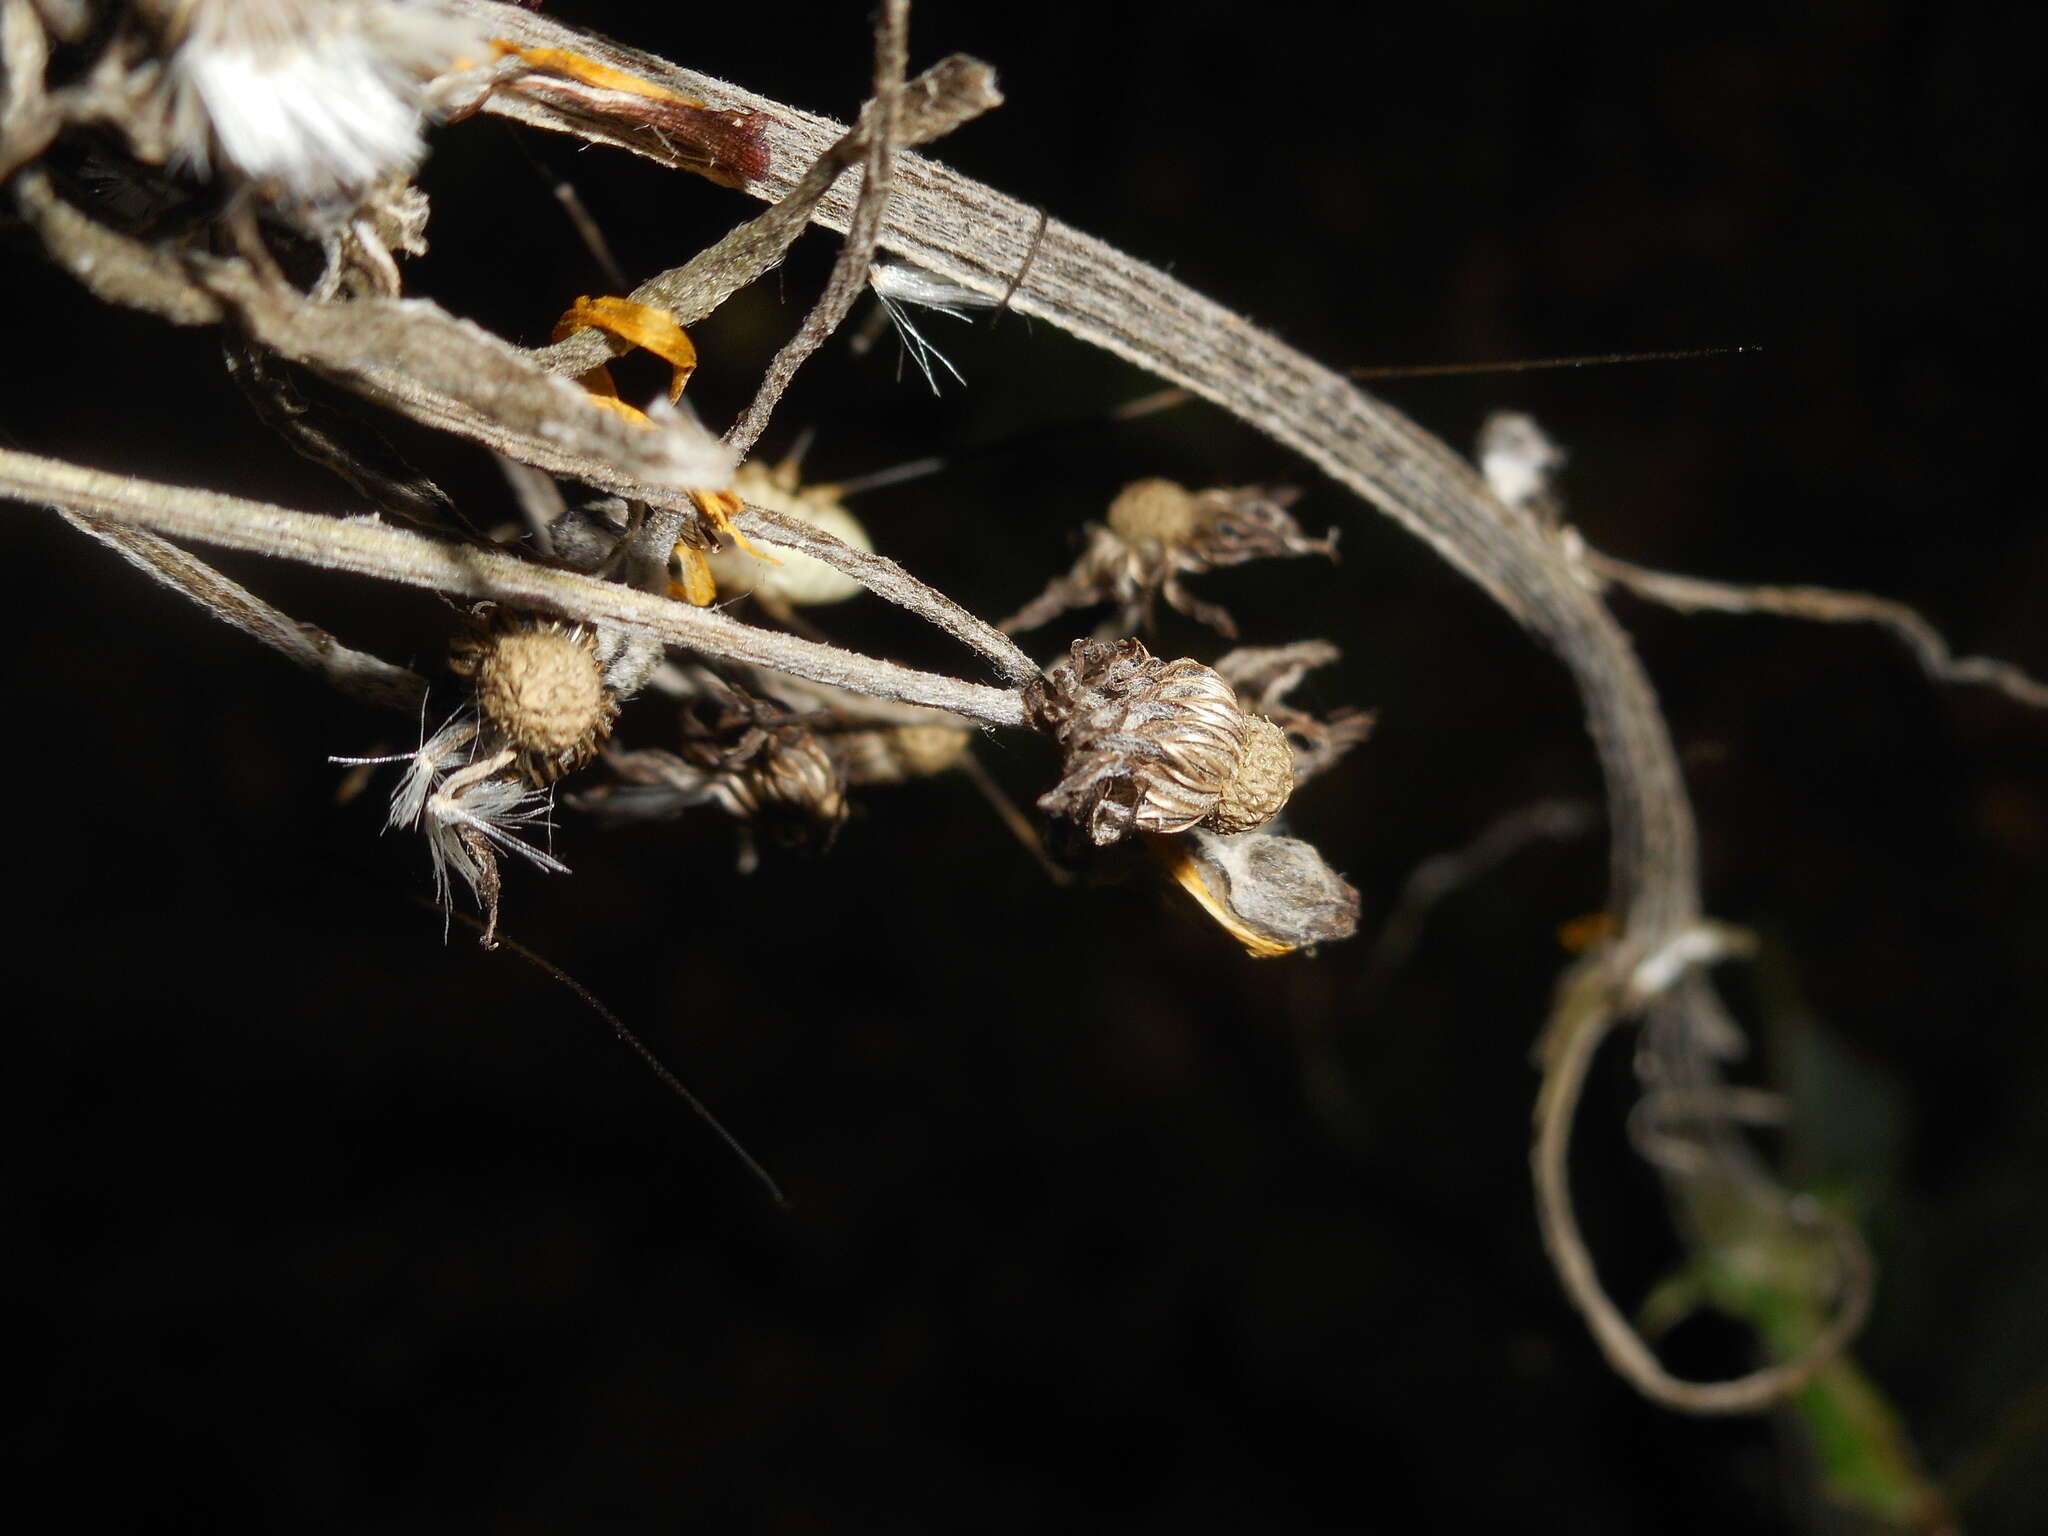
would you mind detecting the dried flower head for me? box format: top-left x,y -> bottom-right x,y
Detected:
695,725 -> 846,841
582,678 -> 849,870
448,613 -> 619,784
1024,637 -> 1293,846
1002,478 -> 1339,639
673,685 -> 847,843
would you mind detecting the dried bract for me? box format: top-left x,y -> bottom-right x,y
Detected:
487,38 -> 771,190
1024,637 -> 1292,846
1002,478 -> 1338,639
1154,828 -> 1361,957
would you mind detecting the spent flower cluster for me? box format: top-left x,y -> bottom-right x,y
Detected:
7,0 -> 2044,1435
0,0 -> 1365,956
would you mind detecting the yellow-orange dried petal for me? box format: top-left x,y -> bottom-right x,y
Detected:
690,487 -> 780,565
492,42 -> 710,107
669,545 -> 717,606
1558,911 -> 1620,953
552,294 -> 697,401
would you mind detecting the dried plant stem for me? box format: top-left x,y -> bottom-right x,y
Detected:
721,670 -> 974,732
0,449 -> 1027,729
22,0 -> 2003,1414
0,0 -> 57,181
451,0 -> 1879,1413
59,511 -> 427,713
1533,960 -> 1876,1413
460,0 -> 1694,948
731,502 -> 1037,685
520,52 -> 1001,385
12,171 -> 735,500
722,0 -> 906,457
1574,540 -> 2048,709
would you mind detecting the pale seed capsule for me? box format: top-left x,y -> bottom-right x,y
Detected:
1154,828 -> 1361,956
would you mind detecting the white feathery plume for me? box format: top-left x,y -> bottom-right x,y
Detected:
163,0 -> 482,213
388,713 -> 568,916
1478,411 -> 1568,514
867,260 -> 999,392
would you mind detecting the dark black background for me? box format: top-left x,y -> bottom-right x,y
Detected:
7,2 -> 2045,1530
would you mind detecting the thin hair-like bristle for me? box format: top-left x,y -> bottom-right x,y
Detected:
867,261 -> 998,393
459,916 -> 788,1207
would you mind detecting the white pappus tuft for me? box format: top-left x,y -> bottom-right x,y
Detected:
867,260 -> 1001,392
1477,411 -> 1568,514
162,0 -> 483,216
386,713 -> 569,920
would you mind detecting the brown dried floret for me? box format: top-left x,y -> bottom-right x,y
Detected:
588,678 -> 848,864
449,614 -> 619,784
1001,478 -> 1339,639
682,716 -> 848,839
1024,637 -> 1293,846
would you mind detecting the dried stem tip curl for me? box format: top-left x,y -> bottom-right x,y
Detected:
449,614 -> 619,783
1024,638 -> 1293,845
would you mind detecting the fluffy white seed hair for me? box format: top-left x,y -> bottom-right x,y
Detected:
1478,411 -> 1568,513
170,0 -> 482,208
389,715 -> 568,914
867,260 -> 1000,392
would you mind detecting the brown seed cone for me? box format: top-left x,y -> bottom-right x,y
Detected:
1024,638 -> 1292,845
450,617 -> 618,784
